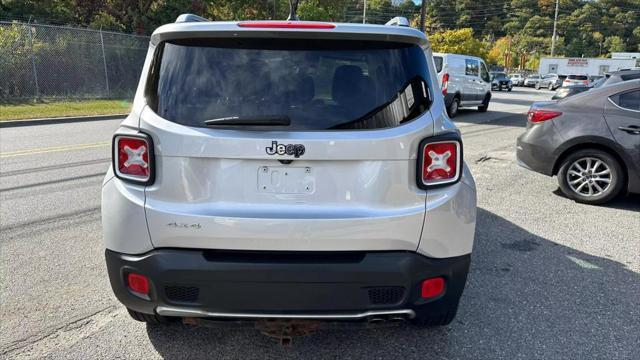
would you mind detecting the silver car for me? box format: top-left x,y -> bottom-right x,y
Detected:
524,74 -> 542,87
102,15 -> 477,327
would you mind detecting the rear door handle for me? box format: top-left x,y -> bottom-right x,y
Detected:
618,125 -> 640,135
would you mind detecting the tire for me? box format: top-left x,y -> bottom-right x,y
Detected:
127,308 -> 177,325
535,82 -> 541,90
507,86 -> 512,92
447,97 -> 460,118
478,94 -> 490,112
557,149 -> 625,205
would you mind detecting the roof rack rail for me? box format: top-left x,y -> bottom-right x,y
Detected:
385,17 -> 409,27
175,13 -> 209,23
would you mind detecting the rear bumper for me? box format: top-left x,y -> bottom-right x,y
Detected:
516,123 -> 562,176
106,249 -> 470,320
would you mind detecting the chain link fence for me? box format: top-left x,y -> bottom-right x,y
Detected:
0,20 -> 149,102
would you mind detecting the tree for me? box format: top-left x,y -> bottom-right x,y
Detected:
604,36 -> 626,53
429,28 -> 489,60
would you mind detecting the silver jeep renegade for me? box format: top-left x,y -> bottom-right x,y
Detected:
102,14 -> 477,327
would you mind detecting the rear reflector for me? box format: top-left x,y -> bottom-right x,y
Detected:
113,134 -> 154,185
420,140 -> 461,187
421,277 -> 445,299
237,21 -> 335,29
527,109 -> 562,123
127,273 -> 150,296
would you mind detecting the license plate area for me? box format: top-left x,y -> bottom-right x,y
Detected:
258,166 -> 315,194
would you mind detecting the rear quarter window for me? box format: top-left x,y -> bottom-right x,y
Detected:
147,38 -> 432,131
611,90 -> 640,111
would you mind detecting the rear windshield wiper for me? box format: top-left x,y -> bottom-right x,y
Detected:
204,115 -> 290,126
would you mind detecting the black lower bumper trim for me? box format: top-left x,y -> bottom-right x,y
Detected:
105,249 -> 470,318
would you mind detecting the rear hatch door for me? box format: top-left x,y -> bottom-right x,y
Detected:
141,34 -> 435,252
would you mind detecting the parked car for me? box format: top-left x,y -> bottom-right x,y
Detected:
433,52 -> 492,117
491,72 -> 513,91
517,79 -> 640,204
509,73 -> 525,86
551,85 -> 591,100
562,74 -> 590,87
103,15 -> 478,328
551,70 -> 640,100
536,74 -> 565,90
551,77 -> 607,100
602,69 -> 640,86
524,74 -> 542,87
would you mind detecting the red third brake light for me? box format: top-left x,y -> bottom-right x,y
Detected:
237,21 -> 336,29
421,140 -> 461,186
527,109 -> 563,123
113,134 -> 154,184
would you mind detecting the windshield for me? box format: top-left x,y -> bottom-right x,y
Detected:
568,75 -> 588,80
492,73 -> 508,79
148,39 -> 431,130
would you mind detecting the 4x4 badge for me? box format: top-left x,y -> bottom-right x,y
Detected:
265,141 -> 305,158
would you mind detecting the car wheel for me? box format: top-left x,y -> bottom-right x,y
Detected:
508,86 -> 512,92
557,149 -> 624,204
478,94 -> 490,112
548,83 -> 553,90
535,83 -> 541,90
447,97 -> 459,118
127,308 -> 177,325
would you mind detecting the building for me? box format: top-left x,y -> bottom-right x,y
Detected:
539,57 -> 638,76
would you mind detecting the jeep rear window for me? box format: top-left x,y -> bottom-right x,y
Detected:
147,38 -> 431,130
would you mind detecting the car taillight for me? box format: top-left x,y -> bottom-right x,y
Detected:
418,136 -> 462,188
583,80 -> 589,85
441,73 -> 449,95
113,134 -> 154,185
527,109 -> 562,123
237,21 -> 335,29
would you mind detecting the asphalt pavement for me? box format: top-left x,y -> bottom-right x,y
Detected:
1,87 -> 638,359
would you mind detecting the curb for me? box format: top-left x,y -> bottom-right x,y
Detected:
0,114 -> 128,128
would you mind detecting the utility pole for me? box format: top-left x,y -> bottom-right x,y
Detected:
551,0 -> 559,56
362,0 -> 367,24
506,36 -> 512,72
420,0 -> 426,32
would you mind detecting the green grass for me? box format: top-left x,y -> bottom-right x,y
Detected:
0,99 -> 132,121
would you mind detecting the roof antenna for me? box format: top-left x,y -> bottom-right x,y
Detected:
287,0 -> 300,21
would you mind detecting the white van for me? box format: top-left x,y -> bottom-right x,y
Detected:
432,53 -> 492,117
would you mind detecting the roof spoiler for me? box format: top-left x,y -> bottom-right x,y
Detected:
385,17 -> 409,27
175,13 -> 209,23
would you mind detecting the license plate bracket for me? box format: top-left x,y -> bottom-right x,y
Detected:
258,166 -> 315,194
